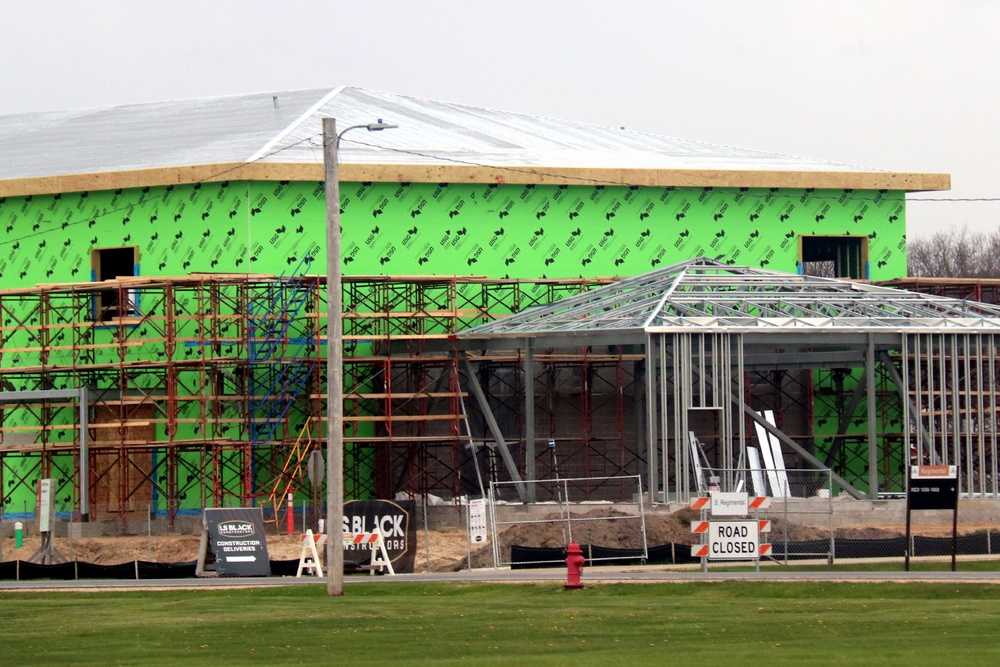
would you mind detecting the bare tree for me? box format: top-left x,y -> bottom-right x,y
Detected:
908,227 -> 1000,278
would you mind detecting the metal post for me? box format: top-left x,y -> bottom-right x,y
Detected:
323,117 -> 345,596
424,492 -> 431,573
323,117 -> 397,597
524,340 -> 536,501
80,387 -> 89,522
549,439 -> 569,543
645,334 -> 658,501
147,503 -> 152,561
904,474 -> 912,571
867,334 -> 878,499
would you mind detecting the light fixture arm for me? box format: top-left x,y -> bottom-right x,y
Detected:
336,119 -> 399,148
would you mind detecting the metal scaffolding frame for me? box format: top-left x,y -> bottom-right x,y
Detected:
9,260 -> 999,523
0,274 -> 326,527
0,272 -> 637,525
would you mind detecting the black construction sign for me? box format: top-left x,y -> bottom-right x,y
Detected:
908,465 -> 959,510
342,499 -> 416,573
204,508 -> 271,577
905,465 -> 960,571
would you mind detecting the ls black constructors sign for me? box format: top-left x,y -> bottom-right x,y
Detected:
908,465 -> 959,511
204,507 -> 271,577
343,499 -> 416,573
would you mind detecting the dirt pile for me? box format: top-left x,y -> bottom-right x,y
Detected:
2,534 -> 313,566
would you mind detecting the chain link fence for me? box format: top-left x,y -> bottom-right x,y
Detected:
3,471 -> 1000,573
487,475 -> 647,568
693,467 -> 1000,566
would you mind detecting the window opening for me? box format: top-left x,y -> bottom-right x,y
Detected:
92,246 -> 139,321
799,236 -> 868,279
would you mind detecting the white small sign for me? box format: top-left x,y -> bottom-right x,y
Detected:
912,465 -> 957,479
710,491 -> 749,517
469,498 -> 488,544
708,520 -> 760,560
37,478 -> 55,533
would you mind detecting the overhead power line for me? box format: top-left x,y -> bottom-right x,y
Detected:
3,134 -> 999,251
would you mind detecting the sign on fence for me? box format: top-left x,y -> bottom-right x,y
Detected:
469,498 -> 488,544
342,499 -> 416,573
708,520 -> 760,560
710,491 -> 748,516
37,479 -> 54,534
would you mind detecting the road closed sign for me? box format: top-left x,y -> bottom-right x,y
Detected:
708,520 -> 760,560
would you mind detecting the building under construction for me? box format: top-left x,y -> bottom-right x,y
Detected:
0,86 -> 958,526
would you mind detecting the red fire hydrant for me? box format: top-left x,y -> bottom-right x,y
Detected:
565,542 -> 585,589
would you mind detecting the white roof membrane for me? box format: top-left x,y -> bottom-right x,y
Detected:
0,86 -> 890,180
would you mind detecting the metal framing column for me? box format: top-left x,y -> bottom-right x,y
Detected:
79,387 -> 89,522
645,333 -> 658,501
867,333 -> 878,498
524,339 -> 536,502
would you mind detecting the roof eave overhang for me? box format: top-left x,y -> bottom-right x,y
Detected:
458,322 -> 1000,352
0,162 -> 951,198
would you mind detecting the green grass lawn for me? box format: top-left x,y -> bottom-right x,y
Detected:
710,558 -> 1000,572
3,582 -> 1000,665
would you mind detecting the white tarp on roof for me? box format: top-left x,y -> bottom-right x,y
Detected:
0,89 -> 322,179
0,86 -> 886,180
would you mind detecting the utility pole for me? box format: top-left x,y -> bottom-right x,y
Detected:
324,117 -> 396,597
323,118 -> 345,596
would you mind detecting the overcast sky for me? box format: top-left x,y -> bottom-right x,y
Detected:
3,1 -> 997,238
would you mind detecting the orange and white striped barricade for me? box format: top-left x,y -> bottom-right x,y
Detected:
758,519 -> 772,559
297,529 -> 328,577
343,531 -> 396,576
690,520 -> 709,563
689,497 -> 710,510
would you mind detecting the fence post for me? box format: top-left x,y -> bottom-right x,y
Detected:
423,494 -> 431,573
67,505 -> 75,561
783,488 -> 789,565
465,499 -> 472,572
828,470 -> 835,564
147,503 -> 152,562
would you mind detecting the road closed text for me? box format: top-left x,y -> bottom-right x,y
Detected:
707,521 -> 760,560
711,540 -> 757,556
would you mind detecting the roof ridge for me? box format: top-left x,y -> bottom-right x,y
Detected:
246,86 -> 346,162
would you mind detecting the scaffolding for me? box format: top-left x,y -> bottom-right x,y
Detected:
0,272 -> 651,526
11,264 -> 973,523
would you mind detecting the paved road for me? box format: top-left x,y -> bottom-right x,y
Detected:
4,567 -> 1000,591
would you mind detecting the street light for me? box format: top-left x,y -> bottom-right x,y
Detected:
323,118 -> 397,596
